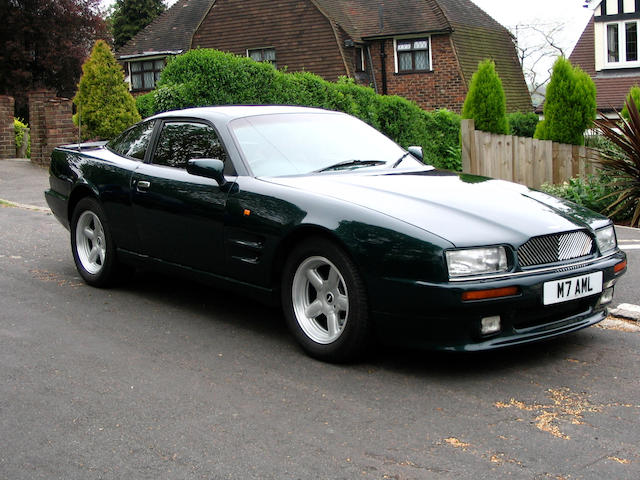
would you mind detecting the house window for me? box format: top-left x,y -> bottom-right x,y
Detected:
355,47 -> 365,72
396,38 -> 431,73
605,20 -> 640,66
248,47 -> 276,68
130,59 -> 165,91
626,22 -> 638,61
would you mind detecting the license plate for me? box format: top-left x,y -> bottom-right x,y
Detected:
543,272 -> 603,305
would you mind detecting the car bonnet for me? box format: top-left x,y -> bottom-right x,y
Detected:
264,170 -> 603,248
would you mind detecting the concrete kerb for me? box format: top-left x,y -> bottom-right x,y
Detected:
0,198 -> 50,213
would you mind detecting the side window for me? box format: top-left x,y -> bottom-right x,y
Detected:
152,121 -> 227,169
108,120 -> 155,160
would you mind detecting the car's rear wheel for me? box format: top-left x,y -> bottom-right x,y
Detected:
282,237 -> 370,362
71,197 -> 129,287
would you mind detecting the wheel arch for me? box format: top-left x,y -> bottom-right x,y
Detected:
271,224 -> 364,296
67,183 -> 99,223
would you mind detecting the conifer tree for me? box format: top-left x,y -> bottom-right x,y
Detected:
462,59 -> 509,134
534,57 -> 596,145
112,0 -> 166,49
73,40 -> 140,139
621,85 -> 640,122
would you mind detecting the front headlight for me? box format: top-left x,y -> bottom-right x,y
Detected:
596,225 -> 617,253
446,247 -> 508,278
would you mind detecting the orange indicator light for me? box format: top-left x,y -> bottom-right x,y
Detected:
614,259 -> 627,273
462,286 -> 518,301
243,209 -> 251,216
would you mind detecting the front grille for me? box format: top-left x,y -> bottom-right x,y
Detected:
518,230 -> 594,268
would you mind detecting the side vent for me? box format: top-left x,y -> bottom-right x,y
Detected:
227,234 -> 265,265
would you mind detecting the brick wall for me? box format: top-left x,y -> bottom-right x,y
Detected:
0,95 -> 15,159
28,90 -> 76,167
367,35 -> 468,112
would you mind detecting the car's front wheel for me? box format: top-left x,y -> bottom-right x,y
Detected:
282,237 -> 370,362
71,197 -> 128,287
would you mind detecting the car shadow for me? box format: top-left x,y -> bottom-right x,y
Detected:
115,270 -> 600,379
121,269 -> 289,339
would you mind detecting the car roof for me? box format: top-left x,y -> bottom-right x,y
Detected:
150,105 -> 341,123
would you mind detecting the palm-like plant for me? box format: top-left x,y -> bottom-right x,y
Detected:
593,97 -> 640,226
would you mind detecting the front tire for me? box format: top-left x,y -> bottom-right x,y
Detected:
282,237 -> 370,363
71,197 -> 127,287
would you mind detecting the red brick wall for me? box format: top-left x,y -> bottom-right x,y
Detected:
0,95 -> 15,159
368,35 -> 467,112
28,90 -> 77,167
192,0 -> 348,82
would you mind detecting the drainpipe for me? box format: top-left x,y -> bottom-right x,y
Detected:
380,41 -> 388,95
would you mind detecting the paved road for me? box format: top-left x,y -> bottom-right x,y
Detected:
1,159 -> 640,479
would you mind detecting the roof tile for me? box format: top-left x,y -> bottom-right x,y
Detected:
117,0 -> 215,58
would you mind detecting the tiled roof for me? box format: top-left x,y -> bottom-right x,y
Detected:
116,0 -> 215,58
311,0 -> 451,41
569,17 -> 640,112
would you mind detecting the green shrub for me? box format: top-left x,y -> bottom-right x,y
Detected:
584,134 -> 626,161
421,109 -> 462,170
14,117 -> 30,158
73,40 -> 140,139
534,57 -> 596,145
621,85 -> 640,122
158,49 -> 283,107
462,59 -> 509,134
540,174 -> 631,222
136,92 -> 156,118
507,111 -> 538,137
593,96 -> 640,226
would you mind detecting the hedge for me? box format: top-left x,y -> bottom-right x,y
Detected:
507,111 -> 539,138
136,49 -> 462,170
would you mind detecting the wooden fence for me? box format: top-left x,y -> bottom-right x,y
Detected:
461,119 -> 601,189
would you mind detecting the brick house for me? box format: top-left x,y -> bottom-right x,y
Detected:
570,0 -> 640,113
117,0 -> 531,113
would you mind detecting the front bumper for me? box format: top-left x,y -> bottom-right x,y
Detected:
371,250 -> 627,351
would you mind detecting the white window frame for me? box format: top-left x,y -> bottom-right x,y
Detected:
393,36 -> 433,73
604,19 -> 640,68
128,56 -> 166,91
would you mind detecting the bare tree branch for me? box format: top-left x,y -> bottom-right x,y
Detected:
509,22 -> 566,105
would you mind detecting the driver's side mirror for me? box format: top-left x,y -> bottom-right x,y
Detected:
187,158 -> 227,188
408,145 -> 423,161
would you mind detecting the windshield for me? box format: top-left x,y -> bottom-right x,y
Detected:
229,112 -> 418,177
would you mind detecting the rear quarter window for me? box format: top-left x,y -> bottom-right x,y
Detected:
107,120 -> 156,160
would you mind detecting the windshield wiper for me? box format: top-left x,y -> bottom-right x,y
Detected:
392,152 -> 410,168
315,159 -> 386,173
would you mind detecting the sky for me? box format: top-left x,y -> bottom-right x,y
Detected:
472,0 -> 595,56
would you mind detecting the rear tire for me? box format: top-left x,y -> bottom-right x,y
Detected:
282,237 -> 370,363
71,197 -> 130,287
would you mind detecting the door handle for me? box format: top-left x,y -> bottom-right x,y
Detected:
136,180 -> 151,192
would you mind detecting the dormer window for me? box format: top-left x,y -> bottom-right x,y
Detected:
605,20 -> 640,67
394,37 -> 432,73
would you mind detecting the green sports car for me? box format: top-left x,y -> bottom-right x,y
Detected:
45,106 -> 627,362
